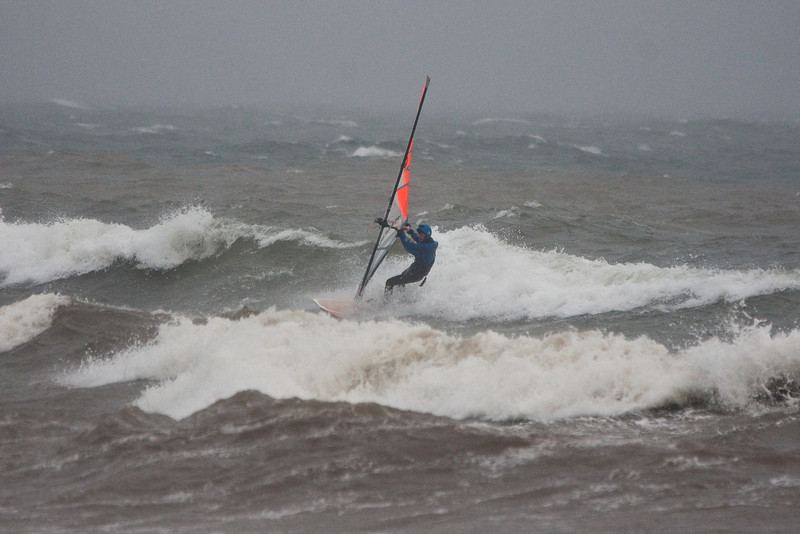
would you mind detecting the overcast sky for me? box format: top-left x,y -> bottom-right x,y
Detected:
1,1 -> 799,118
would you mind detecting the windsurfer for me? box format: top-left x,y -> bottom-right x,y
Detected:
376,220 -> 438,296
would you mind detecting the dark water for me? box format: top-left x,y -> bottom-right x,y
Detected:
2,101 -> 800,532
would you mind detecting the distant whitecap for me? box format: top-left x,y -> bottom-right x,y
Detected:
350,146 -> 401,159
572,145 -> 604,156
472,118 -> 530,126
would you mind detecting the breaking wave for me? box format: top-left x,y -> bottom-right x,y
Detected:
369,226 -> 800,321
0,207 -> 361,286
0,293 -> 70,352
61,309 -> 800,421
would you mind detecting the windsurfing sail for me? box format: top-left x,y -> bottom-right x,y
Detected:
356,76 -> 430,298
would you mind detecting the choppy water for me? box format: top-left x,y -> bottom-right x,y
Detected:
2,101 -> 800,532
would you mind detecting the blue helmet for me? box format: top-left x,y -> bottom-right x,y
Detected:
416,223 -> 432,237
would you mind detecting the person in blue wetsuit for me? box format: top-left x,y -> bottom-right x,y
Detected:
384,222 -> 438,296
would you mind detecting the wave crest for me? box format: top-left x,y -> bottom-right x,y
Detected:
0,293 -> 70,352
380,226 -> 800,321
61,309 -> 800,421
0,207 -> 360,286
350,146 -> 401,158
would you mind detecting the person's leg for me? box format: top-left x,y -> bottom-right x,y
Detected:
384,273 -> 405,296
384,264 -> 429,297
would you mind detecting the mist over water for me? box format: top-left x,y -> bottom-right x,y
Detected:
2,2 -> 800,119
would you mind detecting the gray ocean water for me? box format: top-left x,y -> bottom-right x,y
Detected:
2,101 -> 800,532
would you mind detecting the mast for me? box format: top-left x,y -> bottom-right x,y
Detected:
356,76 -> 430,299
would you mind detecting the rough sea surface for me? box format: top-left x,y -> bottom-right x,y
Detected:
2,101 -> 800,532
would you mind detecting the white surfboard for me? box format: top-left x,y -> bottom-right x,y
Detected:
313,298 -> 359,320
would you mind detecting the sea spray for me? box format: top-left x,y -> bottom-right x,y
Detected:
62,309 -> 800,421
0,207 -> 363,286
387,226 -> 800,321
0,293 -> 70,352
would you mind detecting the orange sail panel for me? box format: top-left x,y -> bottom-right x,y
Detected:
396,140 -> 412,221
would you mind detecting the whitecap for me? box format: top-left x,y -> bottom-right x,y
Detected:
399,226 -> 800,321
472,118 -> 530,126
61,309 -> 800,421
132,124 -> 177,134
0,207 -> 364,286
572,144 -> 604,156
0,294 -> 70,352
350,146 -> 401,159
492,207 -> 520,219
315,119 -> 358,128
49,98 -> 89,110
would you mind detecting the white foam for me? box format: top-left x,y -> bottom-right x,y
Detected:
524,200 -> 542,208
492,207 -> 520,220
255,228 -> 365,250
770,476 -> 800,488
315,119 -> 358,128
0,183 -> 13,190
49,98 -> 89,110
669,130 -> 687,137
350,146 -> 401,159
637,144 -> 653,152
572,145 -> 604,156
386,226 -> 800,321
0,207 -> 361,286
0,294 -> 69,352
132,124 -> 177,134
472,118 -> 530,126
61,310 -> 800,421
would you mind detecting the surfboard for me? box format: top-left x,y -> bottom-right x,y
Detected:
313,298 -> 358,319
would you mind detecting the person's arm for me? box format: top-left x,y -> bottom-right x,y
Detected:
398,229 -> 422,254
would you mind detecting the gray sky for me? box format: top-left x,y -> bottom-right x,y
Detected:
1,1 -> 799,117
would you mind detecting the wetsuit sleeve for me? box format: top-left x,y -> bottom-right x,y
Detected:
398,231 -> 422,254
